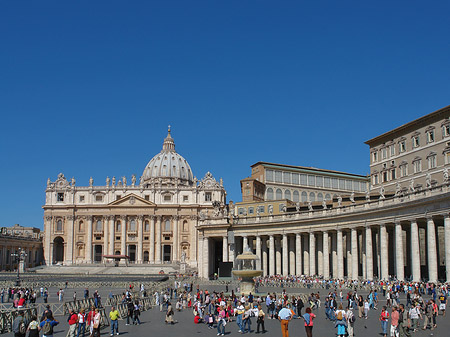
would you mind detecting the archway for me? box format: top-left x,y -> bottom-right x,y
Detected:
53,237 -> 64,263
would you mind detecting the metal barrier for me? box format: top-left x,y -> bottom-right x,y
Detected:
0,307 -> 37,334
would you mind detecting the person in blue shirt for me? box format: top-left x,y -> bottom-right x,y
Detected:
39,312 -> 59,337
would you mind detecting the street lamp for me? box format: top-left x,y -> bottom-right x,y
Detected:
11,248 -> 27,287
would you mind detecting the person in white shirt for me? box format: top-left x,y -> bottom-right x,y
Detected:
408,304 -> 421,332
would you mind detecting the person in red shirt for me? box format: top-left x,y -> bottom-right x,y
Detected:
17,297 -> 26,308
67,309 -> 78,337
379,306 -> 390,337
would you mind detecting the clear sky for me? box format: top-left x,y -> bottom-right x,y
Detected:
1,1 -> 449,229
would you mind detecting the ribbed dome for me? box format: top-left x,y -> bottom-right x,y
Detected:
142,128 -> 194,183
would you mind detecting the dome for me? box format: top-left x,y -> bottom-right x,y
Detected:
142,127 -> 194,184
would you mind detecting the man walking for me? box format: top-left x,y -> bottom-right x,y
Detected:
109,306 -> 120,336
278,305 -> 293,337
67,309 -> 78,337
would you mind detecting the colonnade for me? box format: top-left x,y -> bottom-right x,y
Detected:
203,214 -> 450,282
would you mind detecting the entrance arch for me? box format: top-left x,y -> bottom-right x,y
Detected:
53,237 -> 64,263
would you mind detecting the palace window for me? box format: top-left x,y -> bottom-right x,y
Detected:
412,135 -> 420,148
292,173 -> 299,184
78,221 -> 84,232
144,221 -> 150,232
373,174 -> 379,185
266,188 -> 274,200
57,193 -> 64,202
248,207 -> 254,215
238,208 -> 245,215
266,170 -> 274,182
316,176 -> 323,187
301,191 -> 307,202
95,195 -> 103,202
275,171 -> 282,183
183,195 -> 188,202
79,195 -> 85,203
164,219 -> 171,231
400,164 -> 408,177
293,190 -> 299,202
56,219 -> 63,232
413,159 -> 422,173
144,195 -> 150,201
258,205 -> 265,213
346,180 -> 352,190
391,169 -> 396,180
96,220 -> 102,232
372,151 -> 378,162
381,147 -> 387,159
300,174 -> 307,185
445,152 -> 450,165
390,145 -> 395,156
426,130 -> 435,143
428,154 -> 437,169
283,172 -> 291,184
339,179 -> 345,189
164,195 -> 172,201
307,175 -> 315,186
284,190 -> 291,200
324,177 -> 331,188
332,178 -> 338,189
205,192 -> 212,202
276,189 -> 282,200
382,171 -> 388,182
317,193 -> 323,202
309,192 -> 315,202
116,221 -> 121,231
443,124 -> 450,137
325,193 -> 331,200
129,219 -> 136,232
399,141 -> 406,153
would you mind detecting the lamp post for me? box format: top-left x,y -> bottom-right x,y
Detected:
11,248 -> 27,287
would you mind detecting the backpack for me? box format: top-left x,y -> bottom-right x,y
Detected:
19,318 -> 26,335
336,311 -> 343,320
42,320 -> 53,335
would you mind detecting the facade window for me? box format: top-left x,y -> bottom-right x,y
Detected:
400,165 -> 408,177
307,175 -> 315,186
332,178 -> 338,189
183,195 -> 188,202
56,219 -> 63,232
284,190 -> 291,200
78,221 -> 84,232
412,135 -> 420,148
238,208 -> 245,215
445,152 -> 450,165
292,173 -> 299,184
144,221 -> 150,231
372,151 -> 378,162
346,180 -> 352,190
390,145 -> 395,156
116,195 -> 121,200
248,207 -> 254,215
373,174 -> 379,185
164,219 -> 171,231
325,193 -> 331,200
183,221 -> 188,232
413,159 -> 422,173
293,190 -> 299,202
301,191 -> 308,202
317,193 -> 323,202
129,219 -> 136,231
391,169 -> 396,180
283,172 -> 291,184
381,147 -> 387,159
300,174 -> 307,185
164,195 -> 172,201
399,141 -> 406,153
428,155 -> 437,169
382,171 -> 388,182
266,170 -> 274,182
266,188 -> 274,200
426,130 -> 435,143
116,221 -> 121,231
79,195 -> 85,202
279,203 -> 285,212
316,176 -> 323,187
144,195 -> 150,201
205,192 -> 212,202
95,195 -> 103,202
258,205 -> 265,213
57,193 -> 64,202
443,124 -> 450,137
339,179 -> 345,189
324,177 -> 331,188
275,171 -> 282,183
309,192 -> 315,202
96,220 -> 102,232
276,189 -> 282,200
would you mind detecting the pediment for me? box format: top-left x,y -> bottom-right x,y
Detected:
108,193 -> 156,207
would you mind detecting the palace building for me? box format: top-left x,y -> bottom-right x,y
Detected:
42,128 -> 227,268
197,105 -> 450,282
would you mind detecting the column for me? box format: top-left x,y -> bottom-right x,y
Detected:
365,226 -> 373,280
149,216 -> 155,263
203,237 -> 209,279
198,235 -> 203,277
427,217 -> 438,283
295,233 -> 302,275
445,215 -> 450,283
108,215 -> 115,255
275,237 -> 282,275
86,216 -> 93,263
120,215 -> 126,257
137,215 -> 143,264
262,237 -> 268,276
323,231 -> 329,279
255,236 -> 261,271
346,232 -> 352,278
155,216 -> 161,263
380,224 -> 388,280
395,222 -> 404,281
173,215 -> 179,261
66,215 -> 75,265
332,232 -> 337,278
317,233 -> 323,276
351,228 -> 358,280
289,235 -> 296,275
223,235 -> 229,263
337,229 -> 344,279
410,219 -> 421,282
44,216 -> 52,265
362,231 -> 367,279
269,235 -> 275,275
309,232 -> 316,276
103,216 -> 109,262
304,234 -> 310,276
282,234 -> 289,276
243,236 -> 249,252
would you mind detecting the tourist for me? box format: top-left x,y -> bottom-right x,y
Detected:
277,305 -> 292,337
216,305 -> 226,336
12,311 -> 27,337
439,291 -> 447,316
335,304 -> 347,337
408,303 -> 421,332
26,315 -> 39,337
165,301 -> 174,324
126,299 -> 134,325
302,307 -> 315,337
390,306 -> 399,337
39,311 -> 59,337
296,296 -> 304,316
77,308 -> 86,337
133,300 -> 141,325
430,299 -> 438,329
236,301 -> 245,332
256,304 -> 266,333
86,305 -> 96,336
242,305 -> 252,333
398,304 -> 410,337
92,308 -> 101,337
422,300 -> 433,330
345,306 -> 355,337
379,306 -> 389,337
67,309 -> 79,337
109,306 -> 120,336
363,299 -> 370,319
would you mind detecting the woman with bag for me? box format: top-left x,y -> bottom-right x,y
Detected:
91,309 -> 101,337
256,304 -> 266,333
302,307 -> 315,337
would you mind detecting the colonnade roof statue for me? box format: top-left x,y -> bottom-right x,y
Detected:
141,126 -> 194,185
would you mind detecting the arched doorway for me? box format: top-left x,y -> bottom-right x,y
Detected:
53,237 -> 64,263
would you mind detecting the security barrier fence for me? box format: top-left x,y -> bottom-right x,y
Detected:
0,307 -> 37,334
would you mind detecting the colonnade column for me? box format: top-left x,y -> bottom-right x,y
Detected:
317,234 -> 323,276
282,234 -> 288,276
137,215 -> 143,264
173,215 -> 179,261
102,216 -> 109,262
269,235 -> 275,275
395,221 -> 404,281
44,216 -> 52,265
223,235 -> 229,263
262,237 -> 268,276
66,215 -> 75,265
445,215 -> 450,283
427,217 -> 438,283
275,237 -> 282,275
289,236 -> 296,275
410,219 -> 421,282
337,229 -> 344,279
243,236 -> 248,252
120,215 -> 126,257
380,224 -> 388,280
86,215 -> 93,263
323,231 -> 329,279
304,234 -> 310,276
256,236 -> 261,270
155,216 -> 161,263
296,233 -> 302,275
365,226 -> 373,280
108,215 -> 115,255
351,228 -> 358,280
149,216 -> 155,263
203,237 -> 209,279
309,232 -> 316,276
332,232 -> 337,278
198,235 -> 203,277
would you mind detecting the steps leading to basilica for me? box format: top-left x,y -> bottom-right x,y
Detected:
31,264 -> 180,275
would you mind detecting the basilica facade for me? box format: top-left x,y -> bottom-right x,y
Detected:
42,129 -> 227,268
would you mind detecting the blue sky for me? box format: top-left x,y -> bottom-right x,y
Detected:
1,1 -> 449,229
